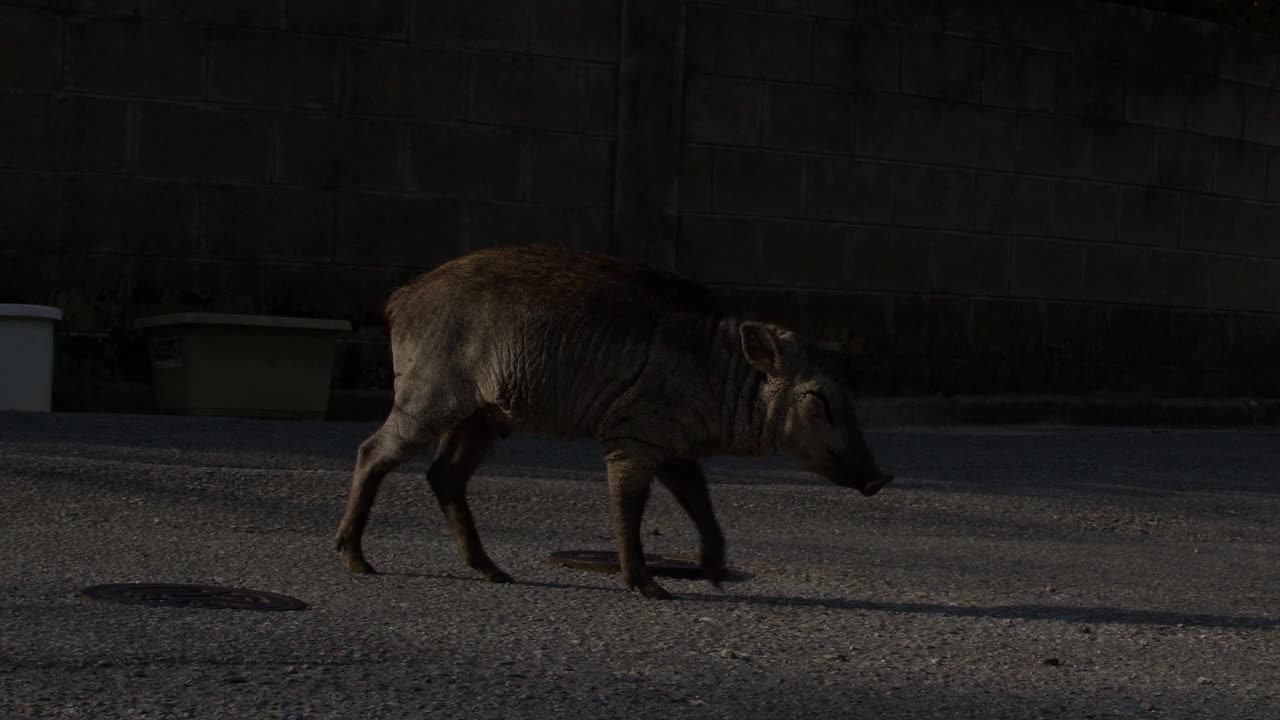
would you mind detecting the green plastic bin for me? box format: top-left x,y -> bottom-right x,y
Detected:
134,313 -> 352,419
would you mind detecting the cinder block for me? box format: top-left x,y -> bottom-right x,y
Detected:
757,218 -> 848,289
466,201 -> 605,252
1154,130 -> 1215,192
144,0 -> 281,27
762,0 -> 874,21
888,294 -> 971,360
0,171 -> 58,250
583,64 -> 616,135
970,297 -> 1044,359
1017,113 -> 1091,178
981,46 -> 1055,112
1218,32 -> 1279,88
59,175 -> 198,255
1268,150 -> 1280,202
711,148 -> 805,215
0,7 -> 60,90
1124,68 -> 1187,129
804,155 -> 893,223
683,73 -> 761,145
929,231 -> 1009,296
208,29 -> 339,109
872,0 -> 943,33
1230,311 -> 1280,367
530,0 -> 620,61
1204,254 -> 1266,311
679,144 -> 714,212
846,227 -> 932,293
22,0 -> 138,14
1168,308 -> 1231,368
1180,194 -> 1236,253
1117,186 -> 1180,247
856,94 -> 994,167
1081,242 -> 1148,304
410,123 -> 520,200
470,55 -> 589,131
414,0 -> 529,51
1147,12 -> 1220,76
1010,237 -> 1084,300
137,103 -> 274,183
1050,179 -> 1117,242
1105,304 -> 1173,364
675,214 -> 760,284
1213,140 -> 1268,199
1018,2 -> 1082,54
812,21 -> 899,92
67,18 -> 203,98
971,171 -> 1051,235
762,83 -> 853,152
892,164 -> 973,230
675,214 -> 759,284
1186,77 -> 1244,139
1043,301 -> 1109,366
900,33 -> 982,102
337,192 -> 462,266
939,0 -> 1021,44
201,185 -> 335,261
0,93 -> 128,172
350,44 -> 469,121
971,108 -> 1021,171
1089,123 -> 1155,185
1146,249 -> 1208,307
685,4 -> 811,82
1243,86 -> 1280,146
1053,57 -> 1124,120
284,0 -> 406,38
349,118 -> 409,191
528,133 -> 613,207
1233,201 -> 1280,258
277,113 -> 352,189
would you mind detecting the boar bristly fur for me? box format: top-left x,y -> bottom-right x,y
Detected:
336,245 -> 893,600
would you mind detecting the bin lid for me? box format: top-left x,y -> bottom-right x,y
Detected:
0,304 -> 63,321
134,312 -> 351,332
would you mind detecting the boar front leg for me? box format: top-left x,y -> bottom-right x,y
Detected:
656,459 -> 727,586
427,412 -> 511,584
604,447 -> 670,600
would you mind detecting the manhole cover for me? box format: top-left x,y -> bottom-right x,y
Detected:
548,550 -> 750,581
80,583 -> 307,611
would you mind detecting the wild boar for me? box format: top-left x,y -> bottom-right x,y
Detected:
335,245 -> 893,600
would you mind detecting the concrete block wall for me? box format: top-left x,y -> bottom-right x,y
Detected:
3,0 -> 1279,410
0,0 -> 619,406
676,0 -> 1280,396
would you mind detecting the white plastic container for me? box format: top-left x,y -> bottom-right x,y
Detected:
0,304 -> 63,412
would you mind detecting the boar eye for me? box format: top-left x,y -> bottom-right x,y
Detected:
803,391 -> 834,424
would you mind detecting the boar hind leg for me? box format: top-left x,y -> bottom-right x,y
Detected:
428,412 -> 511,584
656,459 -> 727,587
605,449 -> 670,600
336,420 -> 415,574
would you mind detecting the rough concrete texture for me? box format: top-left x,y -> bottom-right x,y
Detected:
1,411 -> 1277,718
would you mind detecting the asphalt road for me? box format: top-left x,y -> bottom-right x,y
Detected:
1,412 -> 1277,719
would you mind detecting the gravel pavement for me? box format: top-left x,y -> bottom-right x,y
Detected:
1,411 -> 1277,719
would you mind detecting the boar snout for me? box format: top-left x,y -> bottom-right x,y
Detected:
857,472 -> 894,497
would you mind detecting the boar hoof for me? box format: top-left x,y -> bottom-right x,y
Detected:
704,565 -> 728,588
634,582 -> 672,600
485,569 -> 514,584
345,557 -> 377,574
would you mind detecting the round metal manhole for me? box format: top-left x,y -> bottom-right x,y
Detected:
80,583 -> 307,611
549,550 -> 751,581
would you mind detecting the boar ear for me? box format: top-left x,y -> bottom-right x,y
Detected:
740,322 -> 800,377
